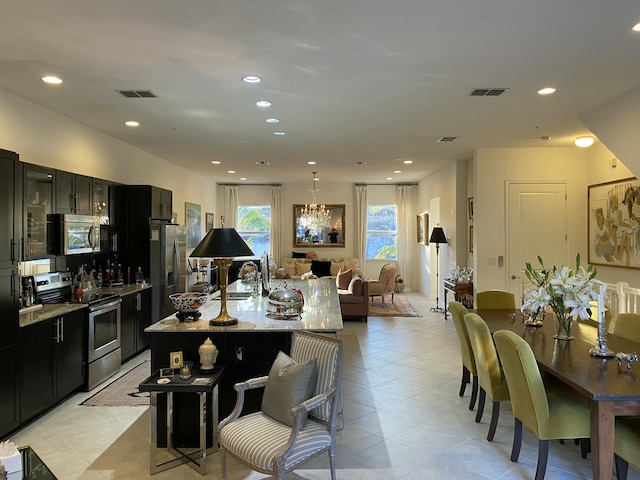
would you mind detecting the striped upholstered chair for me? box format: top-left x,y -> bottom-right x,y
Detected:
218,330 -> 345,480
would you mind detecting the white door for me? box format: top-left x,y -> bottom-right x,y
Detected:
507,182 -> 567,304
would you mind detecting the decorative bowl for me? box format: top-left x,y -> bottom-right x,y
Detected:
169,292 -> 209,313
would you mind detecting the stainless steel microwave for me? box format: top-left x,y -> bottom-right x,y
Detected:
48,214 -> 108,255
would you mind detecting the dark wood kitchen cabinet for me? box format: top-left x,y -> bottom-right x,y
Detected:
93,178 -> 111,218
22,163 -> 55,261
56,171 -> 92,215
20,309 -> 86,423
120,288 -> 151,362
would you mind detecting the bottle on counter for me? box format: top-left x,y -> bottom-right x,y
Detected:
135,267 -> 144,285
97,266 -> 103,287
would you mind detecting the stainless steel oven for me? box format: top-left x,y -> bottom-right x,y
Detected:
87,296 -> 122,390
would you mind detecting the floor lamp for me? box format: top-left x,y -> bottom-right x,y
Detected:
429,226 -> 447,313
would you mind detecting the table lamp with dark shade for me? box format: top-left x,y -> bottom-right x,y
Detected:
429,226 -> 448,313
190,227 -> 254,326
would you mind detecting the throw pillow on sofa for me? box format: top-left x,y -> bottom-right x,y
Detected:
284,262 -> 297,277
291,251 -> 307,258
311,260 -> 332,277
294,261 -> 312,275
336,268 -> 353,290
330,261 -> 345,276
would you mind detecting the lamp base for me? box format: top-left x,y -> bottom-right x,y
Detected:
209,312 -> 238,327
589,345 -> 615,358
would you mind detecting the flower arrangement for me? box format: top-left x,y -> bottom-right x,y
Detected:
521,254 -> 598,339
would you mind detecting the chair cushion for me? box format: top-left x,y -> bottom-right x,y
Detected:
311,260 -> 332,277
220,412 -> 331,472
336,268 -> 353,290
261,351 -> 318,426
294,261 -> 312,275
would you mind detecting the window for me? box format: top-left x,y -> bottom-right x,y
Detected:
237,205 -> 271,256
365,205 -> 397,259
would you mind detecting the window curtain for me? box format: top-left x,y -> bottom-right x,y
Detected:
396,184 -> 414,291
270,185 -> 282,264
223,185 -> 238,228
355,184 -> 368,271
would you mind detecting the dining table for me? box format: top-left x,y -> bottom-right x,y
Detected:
473,309 -> 640,480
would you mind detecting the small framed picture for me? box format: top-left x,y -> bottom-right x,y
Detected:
206,212 -> 215,231
159,368 -> 175,378
170,351 -> 183,369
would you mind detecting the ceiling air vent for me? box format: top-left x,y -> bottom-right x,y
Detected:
437,136 -> 458,143
255,161 -> 271,166
117,90 -> 158,98
469,88 -> 508,97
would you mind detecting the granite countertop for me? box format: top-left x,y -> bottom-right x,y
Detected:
19,283 -> 153,327
146,278 -> 343,334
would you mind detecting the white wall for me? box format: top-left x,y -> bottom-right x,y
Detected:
0,88 -> 217,236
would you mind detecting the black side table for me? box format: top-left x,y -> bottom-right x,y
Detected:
139,366 -> 225,475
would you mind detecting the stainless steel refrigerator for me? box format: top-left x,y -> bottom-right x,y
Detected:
149,221 -> 187,323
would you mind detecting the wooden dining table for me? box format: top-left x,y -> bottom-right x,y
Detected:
473,309 -> 640,480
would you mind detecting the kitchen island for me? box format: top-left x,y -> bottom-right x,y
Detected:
145,277 -> 343,447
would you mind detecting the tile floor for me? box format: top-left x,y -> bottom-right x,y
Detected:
9,293 -> 640,479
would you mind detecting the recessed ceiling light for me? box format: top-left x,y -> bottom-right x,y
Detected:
266,118 -> 280,123
403,160 -> 413,164
42,75 -> 62,84
211,160 -> 221,164
124,120 -> 139,127
256,100 -> 272,107
386,177 -> 393,181
228,170 -> 236,174
242,75 -> 262,84
538,87 -> 556,95
273,131 -> 286,136
632,22 -> 640,32
240,177 -> 247,181
308,161 -> 316,165
575,136 -> 594,147
394,170 -> 402,174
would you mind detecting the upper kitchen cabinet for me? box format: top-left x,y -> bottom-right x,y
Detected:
23,164 -> 55,260
56,171 -> 92,215
0,149 -> 20,268
93,178 -> 111,219
151,186 -> 172,219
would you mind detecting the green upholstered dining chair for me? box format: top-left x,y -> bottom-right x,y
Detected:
476,290 -> 516,310
612,313 -> 640,344
449,301 -> 478,410
463,313 -> 510,441
614,417 -> 640,480
493,330 -> 590,480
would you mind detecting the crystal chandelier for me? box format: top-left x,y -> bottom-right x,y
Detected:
300,172 -> 331,235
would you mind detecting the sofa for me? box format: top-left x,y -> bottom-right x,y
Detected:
278,255 -> 361,280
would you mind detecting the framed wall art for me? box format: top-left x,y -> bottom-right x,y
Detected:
206,212 -> 215,231
293,204 -> 345,247
185,202 -> 202,248
417,212 -> 429,245
588,177 -> 640,269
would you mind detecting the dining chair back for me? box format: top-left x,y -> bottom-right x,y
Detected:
218,330 -> 345,480
493,329 -> 590,480
448,301 -> 478,410
614,417 -> 640,480
463,313 -> 510,441
612,313 -> 640,344
476,290 -> 516,309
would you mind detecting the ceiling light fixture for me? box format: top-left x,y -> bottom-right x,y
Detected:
632,23 -> 640,32
228,170 -> 236,174
273,131 -> 286,136
42,75 -> 62,84
386,177 -> 393,181
242,75 -> 262,83
266,118 -> 280,123
124,120 -> 139,127
403,160 -> 413,164
308,161 -> 316,165
256,100 -> 272,107
575,136 -> 594,147
538,87 -> 556,95
300,172 -> 331,236
394,170 -> 402,174
211,161 -> 221,164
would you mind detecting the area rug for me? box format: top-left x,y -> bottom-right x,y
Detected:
369,295 -> 422,317
81,360 -> 150,406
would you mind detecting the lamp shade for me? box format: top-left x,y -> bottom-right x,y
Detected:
189,228 -> 254,258
429,226 -> 447,244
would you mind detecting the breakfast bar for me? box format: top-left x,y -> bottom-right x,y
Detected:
145,277 -> 343,447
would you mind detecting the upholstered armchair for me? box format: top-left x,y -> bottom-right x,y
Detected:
369,263 -> 397,306
218,330 -> 345,480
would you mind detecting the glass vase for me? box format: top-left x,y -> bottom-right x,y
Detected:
553,311 -> 574,340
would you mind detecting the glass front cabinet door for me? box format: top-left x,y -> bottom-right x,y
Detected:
23,164 -> 54,260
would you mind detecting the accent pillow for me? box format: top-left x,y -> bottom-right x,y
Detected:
336,268 -> 353,290
284,261 -> 296,277
305,251 -> 318,260
261,351 -> 318,426
292,251 -> 307,258
294,261 -> 312,275
330,261 -> 345,276
311,260 -> 332,277
349,276 -> 363,296
344,259 -> 356,272
275,269 -> 291,280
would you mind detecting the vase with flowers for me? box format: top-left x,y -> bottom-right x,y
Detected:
521,254 -> 598,340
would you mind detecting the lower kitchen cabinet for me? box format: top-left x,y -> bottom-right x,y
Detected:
20,309 -> 86,423
0,344 -> 19,438
120,288 -> 151,362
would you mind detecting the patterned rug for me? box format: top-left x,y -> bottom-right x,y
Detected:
369,295 -> 422,317
81,360 -> 151,406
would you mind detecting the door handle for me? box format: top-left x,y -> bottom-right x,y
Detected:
511,274 -> 521,280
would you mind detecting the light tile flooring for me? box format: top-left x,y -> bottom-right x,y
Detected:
10,293 -> 640,479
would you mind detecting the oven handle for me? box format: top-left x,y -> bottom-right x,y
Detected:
89,298 -> 122,312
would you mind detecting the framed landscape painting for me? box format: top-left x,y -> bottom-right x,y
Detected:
588,177 -> 640,269
417,212 -> 428,245
185,202 -> 202,248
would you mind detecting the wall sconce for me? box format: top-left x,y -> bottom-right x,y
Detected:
610,157 -> 618,168
575,136 -> 594,147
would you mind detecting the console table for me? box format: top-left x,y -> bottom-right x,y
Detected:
443,279 -> 473,318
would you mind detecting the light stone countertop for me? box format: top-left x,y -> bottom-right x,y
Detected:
145,278 -> 343,333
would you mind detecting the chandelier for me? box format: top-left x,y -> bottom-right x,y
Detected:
300,172 -> 331,235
